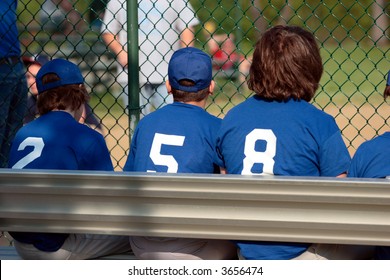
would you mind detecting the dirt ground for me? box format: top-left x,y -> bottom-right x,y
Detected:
99,115 -> 130,171
324,102 -> 389,156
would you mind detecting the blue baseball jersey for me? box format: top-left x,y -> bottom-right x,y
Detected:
348,132 -> 390,178
8,111 -> 113,251
9,111 -> 113,171
124,102 -> 221,174
347,132 -> 390,259
216,96 -> 351,260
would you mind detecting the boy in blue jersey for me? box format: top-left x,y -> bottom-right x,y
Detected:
124,47 -> 236,259
348,71 -> 390,259
8,59 -> 130,259
215,25 -> 373,260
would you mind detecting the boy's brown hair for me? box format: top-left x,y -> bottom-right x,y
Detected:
384,86 -> 390,101
37,73 -> 89,115
171,79 -> 210,103
248,25 -> 323,102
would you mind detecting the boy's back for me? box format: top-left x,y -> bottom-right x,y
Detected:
9,111 -> 112,171
124,47 -> 237,260
124,102 -> 220,173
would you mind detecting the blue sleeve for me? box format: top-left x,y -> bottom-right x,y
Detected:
347,143 -> 367,178
215,136 -> 226,169
347,153 -> 361,178
123,128 -> 139,172
319,131 -> 350,176
123,150 -> 135,171
79,134 -> 113,171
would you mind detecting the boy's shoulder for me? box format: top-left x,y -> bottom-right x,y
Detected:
358,132 -> 390,152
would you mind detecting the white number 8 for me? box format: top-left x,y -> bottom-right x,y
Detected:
242,129 -> 277,175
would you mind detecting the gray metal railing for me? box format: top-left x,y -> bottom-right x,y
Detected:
0,169 -> 389,246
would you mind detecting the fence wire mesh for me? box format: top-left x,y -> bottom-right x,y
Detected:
13,0 -> 390,170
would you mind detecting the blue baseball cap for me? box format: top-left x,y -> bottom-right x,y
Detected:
36,58 -> 84,94
387,71 -> 390,86
168,47 -> 212,92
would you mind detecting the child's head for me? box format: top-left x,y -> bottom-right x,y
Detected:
36,59 -> 89,116
167,47 -> 213,103
22,55 -> 50,96
248,25 -> 323,102
384,71 -> 390,101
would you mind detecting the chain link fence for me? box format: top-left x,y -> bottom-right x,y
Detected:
12,0 -> 390,172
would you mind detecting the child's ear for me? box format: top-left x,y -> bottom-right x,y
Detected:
208,80 -> 215,95
165,80 -> 172,95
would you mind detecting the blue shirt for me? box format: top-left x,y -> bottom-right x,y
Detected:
347,132 -> 390,260
9,111 -> 113,171
348,132 -> 390,178
216,96 -> 351,259
9,111 -> 113,251
124,102 -> 221,174
0,1 -> 21,58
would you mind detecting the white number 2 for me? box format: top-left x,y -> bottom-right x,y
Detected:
242,129 -> 277,175
12,137 -> 45,169
148,133 -> 185,173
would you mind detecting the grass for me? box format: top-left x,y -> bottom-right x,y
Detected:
207,44 -> 390,116
316,45 -> 389,107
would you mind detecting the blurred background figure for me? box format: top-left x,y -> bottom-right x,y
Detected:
0,0 -> 28,168
101,0 -> 200,116
22,55 -> 49,123
89,0 -> 108,31
40,0 -> 86,36
204,22 -> 250,87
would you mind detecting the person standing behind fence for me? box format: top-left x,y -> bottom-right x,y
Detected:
8,59 -> 130,259
40,0 -> 86,36
215,25 -> 374,260
101,0 -> 199,116
22,55 -> 50,123
0,0 -> 28,168
123,47 -> 237,260
347,71 -> 390,260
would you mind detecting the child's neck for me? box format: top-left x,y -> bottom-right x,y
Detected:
182,100 -> 206,109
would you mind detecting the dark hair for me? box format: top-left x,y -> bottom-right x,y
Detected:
37,73 -> 89,115
384,86 -> 390,100
171,79 -> 210,102
247,25 -> 323,102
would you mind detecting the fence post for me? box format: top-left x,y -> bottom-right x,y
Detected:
127,0 -> 140,139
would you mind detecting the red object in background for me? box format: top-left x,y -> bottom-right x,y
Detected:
209,34 -> 244,71
212,49 -> 243,70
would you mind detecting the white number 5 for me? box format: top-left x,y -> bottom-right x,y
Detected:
148,133 -> 185,173
12,137 -> 45,169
